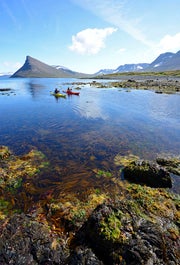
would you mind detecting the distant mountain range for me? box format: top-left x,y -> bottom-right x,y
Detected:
9,50 -> 180,78
95,50 -> 180,75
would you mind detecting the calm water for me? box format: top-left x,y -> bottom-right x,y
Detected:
0,77 -> 180,194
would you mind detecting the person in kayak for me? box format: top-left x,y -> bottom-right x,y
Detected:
54,88 -> 59,94
67,87 -> 72,92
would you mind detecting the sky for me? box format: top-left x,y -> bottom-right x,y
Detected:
0,0 -> 180,74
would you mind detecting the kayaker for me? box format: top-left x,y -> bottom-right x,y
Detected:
67,87 -> 72,92
54,88 -> 59,94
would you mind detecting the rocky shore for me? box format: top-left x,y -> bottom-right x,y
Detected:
0,146 -> 179,264
92,74 -> 180,94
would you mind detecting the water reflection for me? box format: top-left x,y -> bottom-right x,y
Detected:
0,77 -> 179,194
27,82 -> 46,98
74,93 -> 109,119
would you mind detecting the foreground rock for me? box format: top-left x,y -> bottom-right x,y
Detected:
1,190 -> 179,265
0,213 -> 68,264
74,198 -> 179,265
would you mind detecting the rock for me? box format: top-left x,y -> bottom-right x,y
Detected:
76,201 -> 180,265
68,246 -> 104,265
0,213 -> 68,265
156,157 -> 180,176
123,160 -> 172,188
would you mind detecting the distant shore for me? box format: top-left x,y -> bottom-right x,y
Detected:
89,74 -> 180,94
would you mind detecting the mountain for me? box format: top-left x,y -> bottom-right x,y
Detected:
115,63 -> 149,72
145,51 -> 180,71
10,50 -> 180,78
11,56 -> 90,78
0,72 -> 12,78
95,50 -> 180,75
95,68 -> 117,75
95,63 -> 149,75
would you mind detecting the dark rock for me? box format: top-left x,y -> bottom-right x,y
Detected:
123,160 -> 172,188
67,246 -> 104,265
0,213 -> 68,265
75,202 -> 180,265
0,88 -> 12,92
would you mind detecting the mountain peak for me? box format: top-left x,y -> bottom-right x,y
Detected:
11,56 -> 88,78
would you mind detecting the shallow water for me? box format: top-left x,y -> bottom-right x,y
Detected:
0,77 -> 180,195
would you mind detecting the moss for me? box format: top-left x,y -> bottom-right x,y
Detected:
126,184 -> 180,223
99,210 -> 129,243
71,209 -> 86,223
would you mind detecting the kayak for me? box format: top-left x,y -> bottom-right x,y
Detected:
51,92 -> 66,98
64,90 -> 80,96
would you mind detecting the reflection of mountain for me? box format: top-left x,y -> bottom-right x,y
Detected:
27,82 -> 46,98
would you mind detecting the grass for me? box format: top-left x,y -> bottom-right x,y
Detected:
97,70 -> 180,78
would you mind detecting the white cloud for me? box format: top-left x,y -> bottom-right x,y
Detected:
72,0 -> 154,47
117,48 -> 126,53
69,27 -> 117,55
157,33 -> 180,53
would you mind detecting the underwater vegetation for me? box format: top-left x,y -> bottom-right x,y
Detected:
0,146 -> 179,264
0,146 -> 49,219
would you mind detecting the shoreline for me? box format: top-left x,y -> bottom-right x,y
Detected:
87,74 -> 180,94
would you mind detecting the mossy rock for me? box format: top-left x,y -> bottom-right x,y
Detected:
77,198 -> 179,265
123,160 -> 172,188
156,156 -> 180,175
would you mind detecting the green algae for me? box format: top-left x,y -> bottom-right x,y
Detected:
114,154 -> 139,167
0,147 -> 49,191
100,210 -> 124,242
96,170 -> 112,178
0,146 -> 50,218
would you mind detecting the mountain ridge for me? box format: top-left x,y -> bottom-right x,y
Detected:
11,56 -> 91,78
96,50 -> 180,75
10,50 -> 180,78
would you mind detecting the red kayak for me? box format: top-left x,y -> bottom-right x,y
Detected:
64,90 -> 80,96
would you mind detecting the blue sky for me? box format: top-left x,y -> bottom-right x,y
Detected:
1,0 -> 180,74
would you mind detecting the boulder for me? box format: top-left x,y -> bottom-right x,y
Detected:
75,201 -> 179,265
123,160 -> 172,188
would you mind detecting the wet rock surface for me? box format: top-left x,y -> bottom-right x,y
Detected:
0,213 -> 68,265
75,202 -> 180,265
1,198 -> 179,265
123,160 -> 172,188
156,156 -> 180,176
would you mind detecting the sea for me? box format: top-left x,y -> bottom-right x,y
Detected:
0,77 -> 180,196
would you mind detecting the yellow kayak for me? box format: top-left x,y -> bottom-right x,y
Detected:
51,92 -> 66,98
